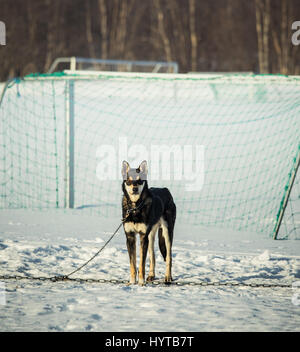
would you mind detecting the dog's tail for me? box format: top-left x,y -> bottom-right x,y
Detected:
158,228 -> 167,261
159,200 -> 176,261
158,228 -> 174,261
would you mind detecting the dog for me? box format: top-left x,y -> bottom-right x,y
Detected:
121,160 -> 176,285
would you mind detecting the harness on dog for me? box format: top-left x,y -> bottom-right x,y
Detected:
124,198 -> 146,217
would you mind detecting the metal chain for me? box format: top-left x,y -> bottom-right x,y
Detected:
0,213 -> 293,289
51,207 -> 144,281
50,213 -> 135,281
0,274 -> 293,288
54,221 -> 125,280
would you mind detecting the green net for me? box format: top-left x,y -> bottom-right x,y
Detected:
0,72 -> 299,239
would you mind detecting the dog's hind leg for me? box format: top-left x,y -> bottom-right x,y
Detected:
158,227 -> 166,261
161,219 -> 172,283
147,230 -> 156,282
126,232 -> 137,284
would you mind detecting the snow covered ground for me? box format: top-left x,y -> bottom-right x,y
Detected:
0,209 -> 300,331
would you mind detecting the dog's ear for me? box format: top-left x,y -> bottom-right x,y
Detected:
122,160 -> 130,179
138,160 -> 148,176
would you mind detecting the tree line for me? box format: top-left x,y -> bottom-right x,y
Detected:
0,0 -> 300,80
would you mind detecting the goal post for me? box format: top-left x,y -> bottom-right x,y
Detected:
64,79 -> 75,209
48,57 -> 179,74
0,71 -> 300,239
273,144 -> 300,239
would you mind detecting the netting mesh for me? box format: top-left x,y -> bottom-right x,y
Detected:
0,72 -> 299,239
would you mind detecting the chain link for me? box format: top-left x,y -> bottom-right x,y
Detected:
0,274 -> 293,288
1,214 -> 293,289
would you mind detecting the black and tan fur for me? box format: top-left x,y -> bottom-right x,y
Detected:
122,160 -> 176,285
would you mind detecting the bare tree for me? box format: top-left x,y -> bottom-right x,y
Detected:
43,0 -> 66,72
124,0 -> 148,61
116,1 -> 128,57
189,0 -> 197,72
111,0 -> 129,60
98,0 -> 108,59
2,0 -> 300,80
97,0 -> 135,67
86,0 -> 97,61
168,2 -> 188,70
24,0 -> 39,74
152,0 -> 200,72
255,0 -> 271,73
272,0 -> 290,75
153,0 -> 173,65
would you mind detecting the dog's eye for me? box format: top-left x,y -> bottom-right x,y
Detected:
125,179 -> 143,186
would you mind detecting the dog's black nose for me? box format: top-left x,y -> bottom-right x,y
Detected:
132,187 -> 138,193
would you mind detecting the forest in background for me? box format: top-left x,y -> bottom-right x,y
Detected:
0,0 -> 300,80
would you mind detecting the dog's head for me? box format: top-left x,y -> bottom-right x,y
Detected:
122,160 -> 148,202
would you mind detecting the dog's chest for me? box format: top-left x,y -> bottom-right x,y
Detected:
123,221 -> 147,234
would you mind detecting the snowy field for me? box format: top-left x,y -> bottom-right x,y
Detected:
0,209 -> 300,332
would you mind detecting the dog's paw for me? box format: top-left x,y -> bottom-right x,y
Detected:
146,275 -> 155,282
127,281 -> 136,286
164,275 -> 172,284
128,277 -> 137,285
138,278 -> 145,286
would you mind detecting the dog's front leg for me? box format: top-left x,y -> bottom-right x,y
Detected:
147,230 -> 156,282
126,232 -> 137,284
138,233 -> 149,286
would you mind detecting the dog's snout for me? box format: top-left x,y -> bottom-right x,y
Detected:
132,186 -> 139,193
